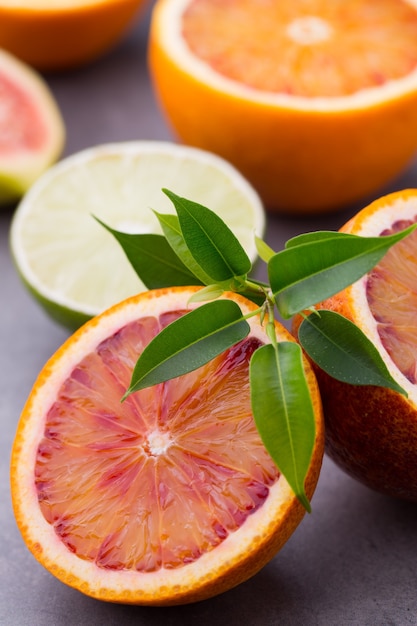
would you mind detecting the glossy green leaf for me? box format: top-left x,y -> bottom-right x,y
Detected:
298,310 -> 406,395
154,211 -> 213,285
285,230 -> 353,248
188,284 -> 225,302
163,189 -> 252,281
269,226 -> 416,318
95,218 -> 202,288
98,189 -> 417,514
250,341 -> 316,511
124,299 -> 250,396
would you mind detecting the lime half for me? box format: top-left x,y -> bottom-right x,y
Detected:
10,141 -> 265,329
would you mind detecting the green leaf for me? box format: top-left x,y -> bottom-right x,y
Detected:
124,299 -> 250,396
163,188 -> 252,281
250,341 -> 316,511
95,218 -> 202,288
98,189 -> 417,512
269,226 -> 416,318
188,284 -> 225,303
285,230 -> 353,248
298,310 -> 406,395
154,211 -> 213,285
255,235 -> 275,262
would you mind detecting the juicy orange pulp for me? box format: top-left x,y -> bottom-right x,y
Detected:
182,0 -> 417,98
367,217 -> 417,385
35,310 -> 278,571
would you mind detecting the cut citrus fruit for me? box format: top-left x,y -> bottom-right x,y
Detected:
10,287 -> 324,605
149,0 -> 417,214
0,49 -> 65,205
9,141 -> 265,330
293,189 -> 417,501
0,0 -> 148,71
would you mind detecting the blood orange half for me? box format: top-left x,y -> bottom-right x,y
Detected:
293,189 -> 417,501
11,287 -> 324,605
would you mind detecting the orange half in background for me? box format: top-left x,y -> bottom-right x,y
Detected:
149,0 -> 417,214
0,0 -> 149,71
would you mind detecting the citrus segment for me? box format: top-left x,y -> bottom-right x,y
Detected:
293,189 -> 417,501
11,287 -> 324,604
10,141 -> 265,330
149,0 -> 417,213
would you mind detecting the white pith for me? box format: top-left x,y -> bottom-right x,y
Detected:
157,0 -> 417,112
146,429 -> 173,455
286,16 -> 333,46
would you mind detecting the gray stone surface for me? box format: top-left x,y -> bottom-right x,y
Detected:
2,4 -> 417,624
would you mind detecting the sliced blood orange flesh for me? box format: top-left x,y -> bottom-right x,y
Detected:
13,288 -> 324,603
181,0 -> 417,97
366,217 -> 417,385
34,309 -> 278,572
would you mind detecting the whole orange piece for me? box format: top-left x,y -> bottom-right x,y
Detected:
293,189 -> 417,501
149,0 -> 417,214
11,287 -> 324,605
0,0 -> 149,71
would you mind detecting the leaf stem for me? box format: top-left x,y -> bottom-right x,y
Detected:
265,298 -> 278,348
245,277 -> 270,290
234,277 -> 269,299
